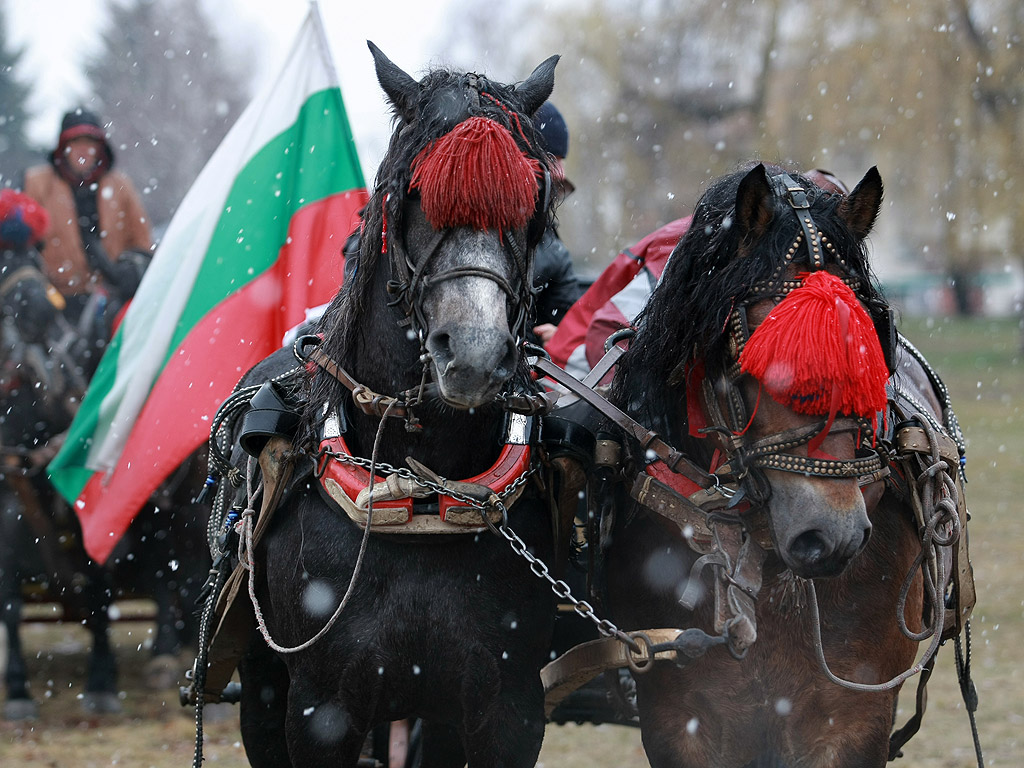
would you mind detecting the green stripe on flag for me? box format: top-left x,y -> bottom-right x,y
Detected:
50,87 -> 364,503
178,87 -> 363,348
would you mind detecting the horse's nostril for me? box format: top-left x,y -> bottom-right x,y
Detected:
427,332 -> 453,364
790,530 -> 831,565
492,337 -> 517,382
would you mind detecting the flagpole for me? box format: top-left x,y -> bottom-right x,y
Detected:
309,0 -> 340,86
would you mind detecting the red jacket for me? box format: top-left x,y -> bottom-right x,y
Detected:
546,216 -> 690,378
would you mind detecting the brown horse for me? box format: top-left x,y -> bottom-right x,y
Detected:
602,164 -> 973,767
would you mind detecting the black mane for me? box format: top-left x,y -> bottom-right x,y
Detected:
611,163 -> 887,453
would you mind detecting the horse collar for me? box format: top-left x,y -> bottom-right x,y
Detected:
314,411 -> 535,533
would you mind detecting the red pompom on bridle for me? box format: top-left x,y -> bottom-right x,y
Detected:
739,271 -> 888,435
409,116 -> 542,232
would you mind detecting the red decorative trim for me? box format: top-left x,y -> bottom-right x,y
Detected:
318,435 -> 530,523
439,442 -> 531,521
646,458 -> 703,499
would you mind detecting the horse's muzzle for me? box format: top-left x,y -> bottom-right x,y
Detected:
426,325 -> 517,408
769,475 -> 873,579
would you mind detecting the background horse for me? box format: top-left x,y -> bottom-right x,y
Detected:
603,164 -> 970,767
230,43 -> 561,767
0,242 -> 120,718
0,239 -> 210,718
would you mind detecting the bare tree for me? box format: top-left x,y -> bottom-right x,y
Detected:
85,0 -> 250,228
440,0 -> 1018,309
0,3 -> 38,183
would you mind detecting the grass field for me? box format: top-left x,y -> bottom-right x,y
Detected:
2,316 -> 1021,767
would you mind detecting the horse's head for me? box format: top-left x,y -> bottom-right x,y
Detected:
618,163 -> 890,579
347,43 -> 558,409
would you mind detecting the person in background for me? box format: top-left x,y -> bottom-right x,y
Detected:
22,108 -> 152,322
531,101 -> 582,344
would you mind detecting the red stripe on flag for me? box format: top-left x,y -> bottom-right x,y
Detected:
77,189 -> 367,563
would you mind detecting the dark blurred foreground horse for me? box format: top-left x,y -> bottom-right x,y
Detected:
581,164 -> 977,767
187,43 -> 583,768
0,236 -> 210,719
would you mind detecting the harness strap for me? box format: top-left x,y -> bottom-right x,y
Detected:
888,652 -> 937,760
630,471 -> 773,554
194,437 -> 295,703
540,626 -> 692,720
534,356 -> 716,490
304,343 -> 423,420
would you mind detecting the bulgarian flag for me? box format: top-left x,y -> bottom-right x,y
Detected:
49,6 -> 368,563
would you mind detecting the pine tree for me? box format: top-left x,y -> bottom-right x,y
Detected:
85,0 -> 250,227
0,3 -> 37,184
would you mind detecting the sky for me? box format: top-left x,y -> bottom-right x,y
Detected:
6,0 -> 460,173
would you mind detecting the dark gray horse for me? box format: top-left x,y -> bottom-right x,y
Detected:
0,241 -> 120,718
223,43 -> 563,768
0,238 -> 210,718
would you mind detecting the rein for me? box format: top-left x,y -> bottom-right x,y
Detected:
300,335 -> 557,425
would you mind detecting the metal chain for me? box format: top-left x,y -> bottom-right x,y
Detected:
321,446 -> 639,652
490,508 -> 639,652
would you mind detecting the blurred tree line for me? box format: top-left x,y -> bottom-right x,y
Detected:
0,0 -> 249,230
442,0 -> 1021,314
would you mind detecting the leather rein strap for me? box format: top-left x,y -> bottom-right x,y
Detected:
302,338 -> 556,422
533,355 -> 718,491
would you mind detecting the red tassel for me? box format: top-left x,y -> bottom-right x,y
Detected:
738,271 -> 888,425
409,116 -> 541,232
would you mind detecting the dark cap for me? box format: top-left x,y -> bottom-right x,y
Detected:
533,101 -> 569,159
52,107 -> 115,169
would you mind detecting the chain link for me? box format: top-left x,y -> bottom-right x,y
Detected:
489,499 -> 638,650
320,446 -> 639,652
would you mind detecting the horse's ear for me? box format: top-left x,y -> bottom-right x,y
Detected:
367,40 -> 419,122
516,55 -> 559,116
838,167 -> 884,240
734,163 -> 775,242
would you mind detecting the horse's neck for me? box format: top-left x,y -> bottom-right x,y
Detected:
345,405 -> 505,479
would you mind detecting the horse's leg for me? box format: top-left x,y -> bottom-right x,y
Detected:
0,499 -> 38,720
239,629 -> 293,768
282,682 -> 368,768
281,645 -> 387,768
81,567 -> 120,714
146,560 -> 184,689
458,645 -> 545,768
0,577 -> 37,720
417,721 -> 465,768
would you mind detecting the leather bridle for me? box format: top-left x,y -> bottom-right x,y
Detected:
384,200 -> 537,350
382,72 -> 547,361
